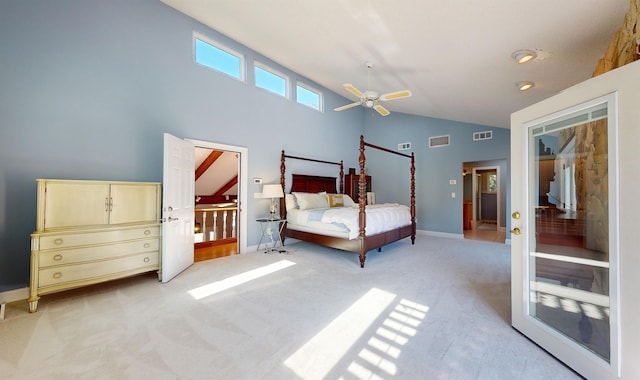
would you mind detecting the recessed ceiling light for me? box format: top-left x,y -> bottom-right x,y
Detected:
512,49 -> 537,64
515,81 -> 535,91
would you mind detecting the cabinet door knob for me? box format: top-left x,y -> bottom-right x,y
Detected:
54,238 -> 64,245
53,272 -> 62,279
143,256 -> 150,263
144,229 -> 151,235
53,254 -> 63,261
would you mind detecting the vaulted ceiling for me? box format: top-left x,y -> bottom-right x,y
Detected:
161,0 -> 629,128
194,147 -> 237,204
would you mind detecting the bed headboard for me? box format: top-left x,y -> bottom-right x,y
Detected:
290,174 -> 337,194
280,151 -> 344,220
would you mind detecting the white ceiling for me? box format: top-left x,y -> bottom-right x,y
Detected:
161,0 -> 629,128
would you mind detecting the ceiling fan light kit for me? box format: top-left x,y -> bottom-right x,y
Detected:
334,63 -> 412,116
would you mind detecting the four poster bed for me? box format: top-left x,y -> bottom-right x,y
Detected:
279,135 -> 416,267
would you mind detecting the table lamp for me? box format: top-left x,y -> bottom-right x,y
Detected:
262,184 -> 284,220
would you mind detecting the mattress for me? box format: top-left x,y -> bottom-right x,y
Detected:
286,203 -> 411,240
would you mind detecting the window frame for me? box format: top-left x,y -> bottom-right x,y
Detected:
193,32 -> 245,82
296,81 -> 323,111
253,61 -> 289,99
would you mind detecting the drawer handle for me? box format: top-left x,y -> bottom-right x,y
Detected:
54,238 -> 64,245
144,230 -> 151,235
144,243 -> 150,249
53,272 -> 62,279
143,256 -> 150,263
53,254 -> 63,261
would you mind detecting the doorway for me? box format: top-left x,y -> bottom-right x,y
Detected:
474,167 -> 499,229
193,147 -> 238,261
188,139 -> 248,259
463,161 -> 504,243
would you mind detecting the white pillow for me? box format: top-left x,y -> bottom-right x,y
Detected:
293,191 -> 329,210
342,194 -> 356,207
285,193 -> 298,211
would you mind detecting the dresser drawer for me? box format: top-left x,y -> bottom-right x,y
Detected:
36,225 -> 160,250
38,238 -> 159,267
38,252 -> 159,288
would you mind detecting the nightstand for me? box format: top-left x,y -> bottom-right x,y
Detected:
256,218 -> 285,252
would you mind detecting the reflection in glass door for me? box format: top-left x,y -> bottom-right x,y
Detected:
527,100 -> 616,363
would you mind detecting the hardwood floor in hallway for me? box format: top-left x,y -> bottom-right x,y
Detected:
195,240 -> 238,262
463,222 -> 506,243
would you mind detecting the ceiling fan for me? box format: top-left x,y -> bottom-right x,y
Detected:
334,62 -> 412,116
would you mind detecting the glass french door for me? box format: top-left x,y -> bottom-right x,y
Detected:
512,94 -> 619,378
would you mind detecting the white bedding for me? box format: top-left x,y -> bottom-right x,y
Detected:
286,203 -> 411,240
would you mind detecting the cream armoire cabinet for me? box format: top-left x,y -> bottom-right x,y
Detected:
28,179 -> 162,312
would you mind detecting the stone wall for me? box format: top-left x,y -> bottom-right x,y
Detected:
593,0 -> 640,76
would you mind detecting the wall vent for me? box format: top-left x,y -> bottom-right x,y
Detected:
398,142 -> 411,150
473,130 -> 493,141
429,135 -> 450,148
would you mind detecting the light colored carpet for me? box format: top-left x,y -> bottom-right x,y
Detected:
0,236 -> 580,379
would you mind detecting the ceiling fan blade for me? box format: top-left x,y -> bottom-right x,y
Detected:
373,104 -> 390,116
380,90 -> 412,101
343,83 -> 364,98
334,102 -> 361,112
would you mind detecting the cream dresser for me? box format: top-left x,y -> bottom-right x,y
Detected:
29,179 -> 162,312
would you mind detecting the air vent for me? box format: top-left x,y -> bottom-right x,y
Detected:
429,135 -> 450,148
398,142 -> 411,150
473,131 -> 493,141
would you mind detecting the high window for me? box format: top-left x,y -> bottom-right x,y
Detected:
254,62 -> 288,98
193,33 -> 244,80
296,82 -> 322,111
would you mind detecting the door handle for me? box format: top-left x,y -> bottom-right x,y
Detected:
510,227 -> 521,235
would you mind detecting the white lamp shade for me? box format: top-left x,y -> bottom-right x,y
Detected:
262,184 -> 284,198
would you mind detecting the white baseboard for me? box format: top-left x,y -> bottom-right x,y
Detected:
417,229 -> 464,239
0,287 -> 29,303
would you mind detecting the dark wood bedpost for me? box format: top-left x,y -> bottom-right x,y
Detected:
280,151 -> 287,245
410,152 -> 416,244
339,160 -> 344,194
358,135 -> 367,268
280,150 -> 286,219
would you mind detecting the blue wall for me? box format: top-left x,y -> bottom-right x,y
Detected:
364,112 -> 510,234
0,0 -> 510,291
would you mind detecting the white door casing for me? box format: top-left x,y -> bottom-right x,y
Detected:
162,133 -> 195,283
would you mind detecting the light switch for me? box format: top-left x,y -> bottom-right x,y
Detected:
451,192 -> 456,198
449,179 -> 456,185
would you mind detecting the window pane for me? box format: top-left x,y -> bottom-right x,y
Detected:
297,84 -> 321,110
194,38 -> 241,79
255,66 -> 287,97
528,101 -> 611,362
488,174 -> 497,192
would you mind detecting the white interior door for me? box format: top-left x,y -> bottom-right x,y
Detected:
511,94 -> 620,378
162,133 -> 195,282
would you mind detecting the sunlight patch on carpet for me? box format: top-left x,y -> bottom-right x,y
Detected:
284,288 -> 430,379
285,288 -> 396,379
188,260 -> 296,300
